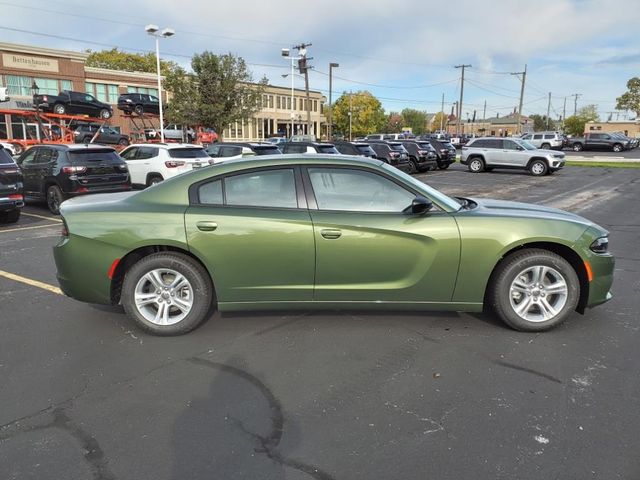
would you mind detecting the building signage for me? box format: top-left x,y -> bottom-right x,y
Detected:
2,53 -> 59,73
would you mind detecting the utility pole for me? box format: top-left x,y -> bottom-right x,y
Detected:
440,92 -> 444,132
294,43 -> 313,136
571,93 -> 582,116
328,62 -> 339,141
510,64 -> 527,135
348,90 -> 352,141
546,92 -> 552,130
562,96 -> 567,126
454,64 -> 471,136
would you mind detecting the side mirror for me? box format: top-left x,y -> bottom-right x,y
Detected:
516,145 -> 524,151
408,195 -> 433,215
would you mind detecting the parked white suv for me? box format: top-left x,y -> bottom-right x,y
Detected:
119,144 -> 210,187
520,132 -> 565,150
460,137 -> 565,176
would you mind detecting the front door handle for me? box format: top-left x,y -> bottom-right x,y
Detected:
196,221 -> 218,232
321,229 -> 342,239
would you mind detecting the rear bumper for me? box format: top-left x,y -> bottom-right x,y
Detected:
0,198 -> 23,211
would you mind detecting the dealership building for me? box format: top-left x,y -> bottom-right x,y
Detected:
0,41 -> 326,142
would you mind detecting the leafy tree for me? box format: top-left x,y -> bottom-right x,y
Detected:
564,105 -> 599,136
401,108 -> 428,135
85,48 -> 177,76
163,67 -> 200,128
191,52 -> 267,138
385,112 -> 403,133
616,77 -> 640,117
332,91 -> 386,138
530,114 -> 557,131
430,112 -> 448,132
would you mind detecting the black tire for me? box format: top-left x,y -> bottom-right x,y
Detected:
121,252 -> 214,335
485,167 -> 494,172
53,103 -> 66,115
529,159 -> 548,176
99,109 -> 112,119
118,138 -> 129,146
438,163 -> 450,170
612,143 -> 623,153
82,136 -> 92,145
134,104 -> 144,115
540,143 -> 551,150
409,158 -> 418,174
572,143 -> 583,152
46,185 -> 65,215
147,175 -> 163,187
489,249 -> 580,332
468,157 -> 485,173
0,209 -> 20,223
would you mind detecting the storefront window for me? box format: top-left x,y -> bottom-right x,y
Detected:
127,86 -> 158,97
6,76 -> 71,96
61,80 -> 73,91
87,82 -> 119,103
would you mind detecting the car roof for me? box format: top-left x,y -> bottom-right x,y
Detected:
283,142 -> 335,147
126,143 -> 203,150
221,142 -> 278,147
31,144 -> 117,151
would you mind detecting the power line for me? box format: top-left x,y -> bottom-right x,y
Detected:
313,70 -> 459,90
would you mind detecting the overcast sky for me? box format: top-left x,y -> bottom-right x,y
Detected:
4,0 -> 640,120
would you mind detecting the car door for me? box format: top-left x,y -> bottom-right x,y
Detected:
16,148 -> 41,196
185,167 -> 315,303
120,147 -> 143,184
482,138 -> 503,165
501,139 -> 526,166
304,166 -> 460,302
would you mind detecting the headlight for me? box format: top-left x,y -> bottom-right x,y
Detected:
590,236 -> 609,254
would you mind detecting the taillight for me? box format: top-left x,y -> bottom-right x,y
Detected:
62,166 -> 87,174
389,152 -> 399,157
2,168 -> 19,174
165,160 -> 186,168
43,95 -> 48,102
76,187 -> 89,193
8,194 -> 23,200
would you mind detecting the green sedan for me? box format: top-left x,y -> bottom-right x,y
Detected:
54,155 -> 614,335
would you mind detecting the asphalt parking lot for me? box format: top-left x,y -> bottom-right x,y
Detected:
1,163 -> 639,480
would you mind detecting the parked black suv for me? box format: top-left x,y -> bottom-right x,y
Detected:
426,139 -> 456,169
0,145 -> 23,223
16,145 -> 131,214
213,142 -> 282,156
117,93 -> 160,116
399,140 -> 438,172
281,142 -> 340,154
368,142 -> 411,172
73,124 -> 130,146
333,140 -> 377,158
33,91 -> 113,119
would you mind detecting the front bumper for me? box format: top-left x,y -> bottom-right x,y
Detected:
585,251 -> 615,308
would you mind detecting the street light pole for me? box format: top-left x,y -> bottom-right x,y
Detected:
328,62 -> 339,141
145,24 -> 175,143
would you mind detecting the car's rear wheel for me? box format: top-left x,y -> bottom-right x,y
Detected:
121,252 -> 214,335
99,109 -> 112,119
438,163 -> 450,170
134,105 -> 144,115
46,185 -> 65,215
572,143 -> 583,152
468,157 -> 484,173
0,209 -> 20,223
489,249 -> 579,331
408,158 -> 418,174
53,103 -> 66,115
541,143 -> 551,150
529,159 -> 548,176
147,175 -> 163,186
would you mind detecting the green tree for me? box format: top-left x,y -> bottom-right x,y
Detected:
530,114 -> 557,131
400,108 -> 428,135
163,67 -> 200,128
85,48 -> 178,76
430,112 -> 448,132
191,52 -> 267,138
332,91 -> 386,138
616,77 -> 640,117
385,112 -> 403,133
564,105 -> 599,136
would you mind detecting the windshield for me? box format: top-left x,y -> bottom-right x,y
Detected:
168,148 -> 209,159
356,145 -> 375,155
388,144 -> 406,152
380,162 -> 461,211
519,140 -> 537,150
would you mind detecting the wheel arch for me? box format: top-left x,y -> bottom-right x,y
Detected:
467,153 -> 485,162
526,156 -> 549,168
145,172 -> 164,184
110,244 -> 216,305
484,241 -> 589,314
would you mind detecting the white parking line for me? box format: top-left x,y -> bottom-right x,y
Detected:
0,223 -> 60,234
21,212 -> 62,223
0,270 -> 63,295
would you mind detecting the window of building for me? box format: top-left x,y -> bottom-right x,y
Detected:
268,95 -> 274,108
299,98 -> 303,110
60,80 -> 73,91
286,97 -> 291,110
86,82 -> 119,103
6,75 -> 69,96
126,86 -> 159,97
313,100 -> 317,112
276,96 -> 281,109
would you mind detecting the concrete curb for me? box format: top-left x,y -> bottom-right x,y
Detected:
565,156 -> 640,163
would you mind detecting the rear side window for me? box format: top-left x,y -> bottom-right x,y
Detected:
225,169 -> 297,208
199,180 -> 223,204
533,134 -> 543,140
220,146 -> 242,157
0,148 -> 14,164
544,134 -> 555,139
335,144 -> 353,154
356,145 -> 374,154
253,146 -> 281,156
137,147 -> 158,159
388,144 -> 405,151
69,149 -> 121,163
317,145 -> 339,154
168,148 -> 208,159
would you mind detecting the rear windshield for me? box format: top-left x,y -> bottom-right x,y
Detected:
318,145 -> 339,154
168,148 -> 209,159
0,148 -> 14,164
388,144 -> 405,151
253,146 -> 282,156
356,145 -> 374,153
417,142 -> 433,149
69,149 -> 121,163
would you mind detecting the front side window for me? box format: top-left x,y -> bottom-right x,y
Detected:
308,168 -> 414,213
120,147 -> 138,160
503,140 -> 520,150
221,146 -> 242,157
533,134 -> 543,140
225,169 -> 297,208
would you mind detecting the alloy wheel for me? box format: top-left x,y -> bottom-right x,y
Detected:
509,265 -> 568,322
134,268 -> 194,326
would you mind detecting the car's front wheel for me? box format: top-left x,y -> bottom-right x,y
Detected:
529,159 -> 548,176
46,185 -> 65,214
612,143 -> 623,153
572,143 -> 583,152
99,109 -> 112,119
468,157 -> 484,173
489,249 -> 579,331
121,252 -> 214,335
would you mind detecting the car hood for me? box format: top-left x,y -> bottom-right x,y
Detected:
470,197 -> 596,229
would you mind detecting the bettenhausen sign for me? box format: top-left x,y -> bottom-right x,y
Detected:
2,53 -> 59,73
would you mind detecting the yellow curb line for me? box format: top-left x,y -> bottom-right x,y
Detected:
0,223 -> 60,234
21,212 -> 63,223
0,270 -> 63,295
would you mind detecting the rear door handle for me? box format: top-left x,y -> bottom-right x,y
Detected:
196,221 -> 218,232
320,229 -> 342,239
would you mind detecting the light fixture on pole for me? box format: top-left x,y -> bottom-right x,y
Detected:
145,24 -> 175,143
328,62 -> 339,141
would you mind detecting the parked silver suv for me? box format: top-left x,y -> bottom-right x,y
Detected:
460,137 -> 565,176
520,131 -> 564,150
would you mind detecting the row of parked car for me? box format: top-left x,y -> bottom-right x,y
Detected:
33,90 -> 160,119
0,136 -> 459,220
